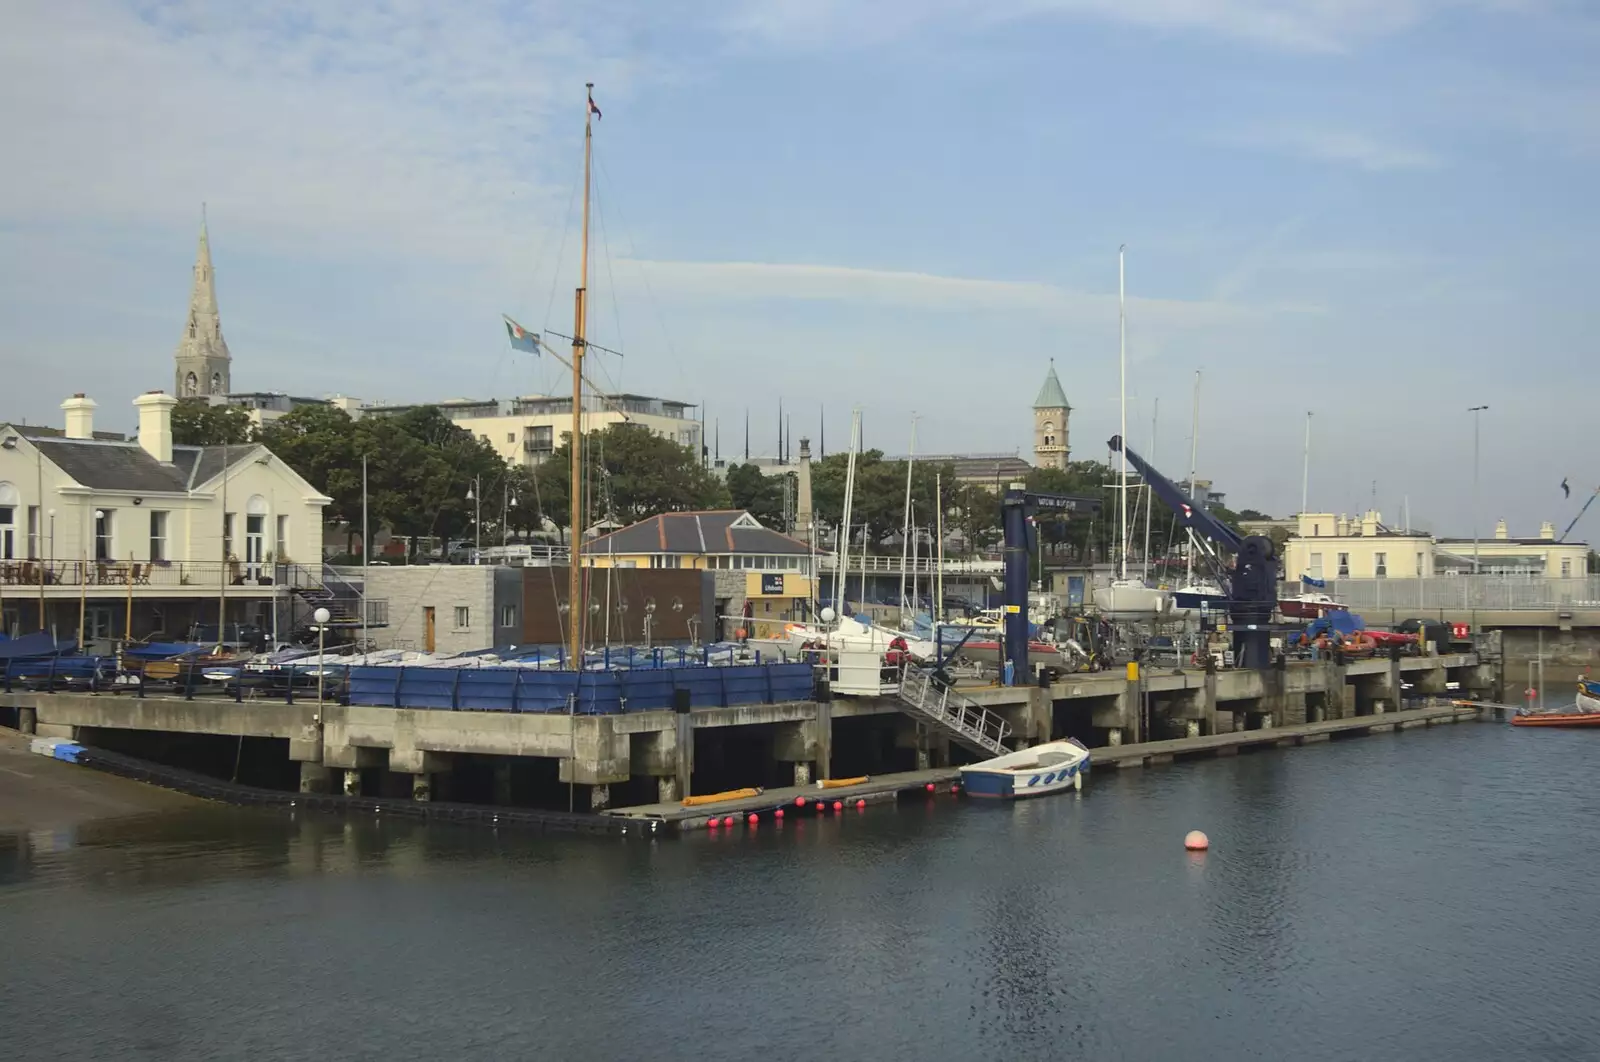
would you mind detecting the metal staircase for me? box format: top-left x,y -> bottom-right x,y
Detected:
283,564 -> 380,629
895,666 -> 1012,759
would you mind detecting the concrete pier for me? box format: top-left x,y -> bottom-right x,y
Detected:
1,651 -> 1491,816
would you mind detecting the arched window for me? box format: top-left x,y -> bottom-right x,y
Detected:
184,372 -> 198,396
210,372 -> 223,395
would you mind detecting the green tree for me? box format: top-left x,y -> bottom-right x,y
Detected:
171,398 -> 252,446
725,463 -> 787,526
531,423 -> 728,532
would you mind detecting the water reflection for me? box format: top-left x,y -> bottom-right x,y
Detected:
4,721 -> 1600,1062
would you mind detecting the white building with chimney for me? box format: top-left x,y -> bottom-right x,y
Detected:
0,392 -> 334,648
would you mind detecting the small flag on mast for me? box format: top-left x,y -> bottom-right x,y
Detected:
1562,477 -> 1571,498
588,95 -> 602,121
503,316 -> 539,353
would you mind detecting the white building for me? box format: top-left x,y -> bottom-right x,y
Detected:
0,392 -> 332,646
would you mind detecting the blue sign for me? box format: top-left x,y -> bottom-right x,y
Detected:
760,573 -> 785,595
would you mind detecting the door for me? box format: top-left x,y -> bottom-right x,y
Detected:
245,514 -> 266,580
423,606 -> 436,653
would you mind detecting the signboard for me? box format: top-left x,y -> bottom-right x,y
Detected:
760,573 -> 786,596
1451,622 -> 1471,642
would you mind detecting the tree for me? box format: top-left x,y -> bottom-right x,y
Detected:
725,463 -> 787,527
171,399 -> 252,446
531,423 -> 728,532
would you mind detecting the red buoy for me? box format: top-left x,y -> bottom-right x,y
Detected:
774,808 -> 784,820
832,800 -> 843,812
951,783 -> 961,793
706,818 -> 718,829
795,796 -> 807,807
925,782 -> 936,793
815,802 -> 824,814
722,816 -> 735,828
855,799 -> 866,810
747,813 -> 759,826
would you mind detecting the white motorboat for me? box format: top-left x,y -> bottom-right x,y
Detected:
1094,579 -> 1171,619
959,738 -> 1092,799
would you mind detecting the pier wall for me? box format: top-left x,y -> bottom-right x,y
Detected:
9,652 -> 1490,808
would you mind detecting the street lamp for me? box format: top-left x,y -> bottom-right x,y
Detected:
313,606 -> 331,714
465,475 -> 481,564
503,481 -> 518,547
1468,405 -> 1489,575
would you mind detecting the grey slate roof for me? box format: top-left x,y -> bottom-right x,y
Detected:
1033,364 -> 1070,409
25,437 -> 251,493
583,511 -> 810,556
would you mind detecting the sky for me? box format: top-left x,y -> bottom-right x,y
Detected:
2,0 -> 1597,539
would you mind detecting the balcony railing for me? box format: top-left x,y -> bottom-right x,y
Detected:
1300,575 -> 1600,611
0,559 -> 314,591
814,555 -> 1004,575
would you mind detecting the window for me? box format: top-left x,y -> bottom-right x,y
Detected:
0,504 -> 12,560
650,555 -> 682,569
525,425 -> 554,454
453,606 -> 471,630
1337,552 -> 1350,578
506,433 -> 515,443
1308,553 -> 1323,579
149,511 -> 169,562
500,605 -> 517,627
223,513 -> 235,559
95,509 -> 114,561
276,514 -> 289,559
1416,552 -> 1424,577
27,506 -> 40,559
1374,552 -> 1387,578
1561,558 -> 1572,578
86,606 -> 114,641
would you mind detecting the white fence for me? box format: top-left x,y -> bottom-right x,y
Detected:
1307,576 -> 1600,611
816,555 -> 1004,576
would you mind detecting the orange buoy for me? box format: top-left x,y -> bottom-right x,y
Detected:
736,628 -> 747,639
1185,830 -> 1210,851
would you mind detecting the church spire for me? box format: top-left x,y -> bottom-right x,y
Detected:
174,208 -> 232,398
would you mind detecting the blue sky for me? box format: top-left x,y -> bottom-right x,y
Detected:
2,0 -> 1597,537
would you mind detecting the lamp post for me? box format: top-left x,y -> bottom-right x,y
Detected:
465,475 -> 481,564
314,606 -> 331,714
1468,405 -> 1489,575
502,481 -> 518,547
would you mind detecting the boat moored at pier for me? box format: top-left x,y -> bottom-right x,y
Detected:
959,738 -> 1091,799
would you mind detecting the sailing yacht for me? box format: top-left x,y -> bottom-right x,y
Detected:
1170,370 -> 1226,618
1094,246 -> 1170,620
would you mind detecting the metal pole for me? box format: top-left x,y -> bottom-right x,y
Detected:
935,472 -> 945,624
1469,405 -> 1488,576
1301,411 -> 1312,515
1117,245 -> 1128,580
898,416 -> 917,627
361,453 -> 369,649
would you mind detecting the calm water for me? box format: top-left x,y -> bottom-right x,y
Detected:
4,720 -> 1599,1061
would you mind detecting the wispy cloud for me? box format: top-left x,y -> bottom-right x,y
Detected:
1219,126 -> 1443,171
725,0 -> 1538,53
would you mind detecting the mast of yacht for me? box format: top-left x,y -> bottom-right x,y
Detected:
898,416 -> 917,627
833,410 -> 861,624
1143,397 -> 1157,581
567,84 -> 596,668
1118,245 -> 1128,582
1186,370 -> 1201,586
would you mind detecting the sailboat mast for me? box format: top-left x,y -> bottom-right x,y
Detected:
898,416 -> 917,627
1118,245 -> 1128,581
568,83 -> 595,668
1143,397 -> 1156,581
1186,370 -> 1201,585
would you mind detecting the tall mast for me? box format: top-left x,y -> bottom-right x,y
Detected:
1143,397 -> 1156,581
898,415 -> 917,628
1186,370 -> 1201,585
568,83 -> 595,668
1118,245 -> 1128,581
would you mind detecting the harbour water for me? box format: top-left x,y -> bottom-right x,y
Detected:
4,720 -> 1598,1061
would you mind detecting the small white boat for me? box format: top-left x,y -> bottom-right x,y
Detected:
1094,579 -> 1171,619
959,738 -> 1091,799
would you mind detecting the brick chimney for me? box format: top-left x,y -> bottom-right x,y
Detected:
61,394 -> 96,439
134,391 -> 178,463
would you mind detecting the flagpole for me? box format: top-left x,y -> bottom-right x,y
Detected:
568,84 -> 595,670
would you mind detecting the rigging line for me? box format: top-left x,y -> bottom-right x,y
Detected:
543,330 -> 626,359
589,147 -> 628,393
593,153 -> 687,396
540,160 -> 584,339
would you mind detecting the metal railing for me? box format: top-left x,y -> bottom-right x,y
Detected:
896,666 -> 1011,758
816,555 -> 1003,575
1306,575 -> 1600,612
0,559 -> 312,590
